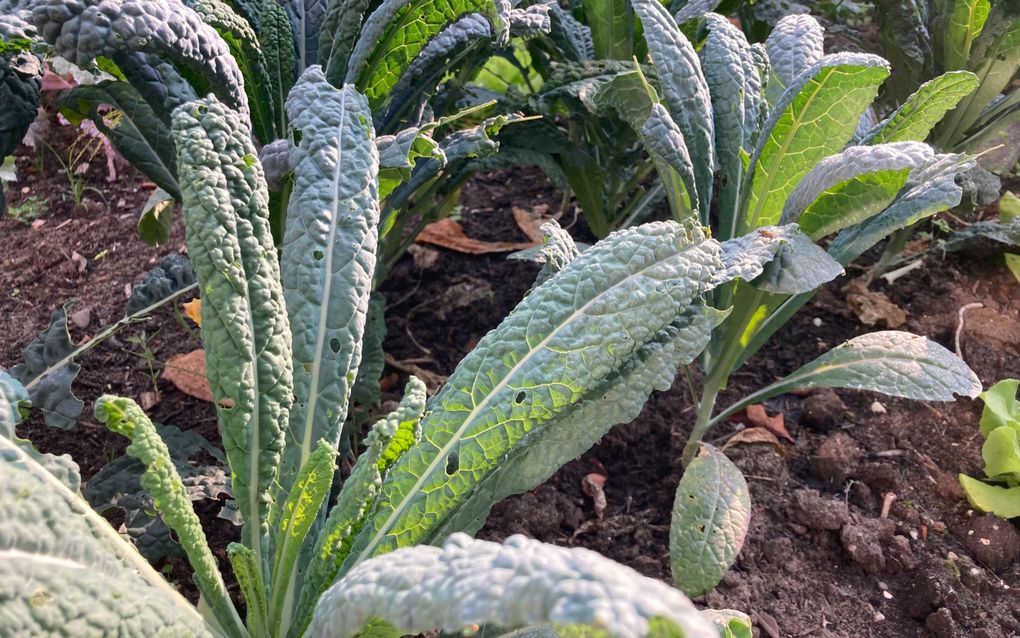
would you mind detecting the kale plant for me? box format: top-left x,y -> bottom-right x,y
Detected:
550,6 -> 984,594
1,71 -> 804,636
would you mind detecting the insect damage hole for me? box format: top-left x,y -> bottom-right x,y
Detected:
329,338 -> 341,353
514,390 -> 526,404
446,451 -> 459,475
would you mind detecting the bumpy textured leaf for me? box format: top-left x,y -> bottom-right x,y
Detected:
294,378 -> 426,638
343,0 -> 495,107
828,154 -> 974,265
192,0 -> 279,143
700,13 -> 750,239
547,2 -> 594,62
673,0 -> 721,23
319,0 -> 375,82
260,138 -> 292,191
0,437 -> 212,637
592,71 -> 698,219
351,294 -> 387,409
0,15 -> 41,216
943,0 -> 990,71
779,142 -> 934,238
85,422 -> 227,561
10,306 -> 83,430
940,217 -> 1020,252
862,71 -> 979,144
125,254 -> 197,315
0,370 -> 80,492
876,0 -> 933,102
59,80 -> 181,199
764,14 -> 824,103
506,3 -> 551,37
382,13 -> 492,124
343,222 -> 724,566
30,0 -> 249,118
94,395 -> 244,637
424,304 -> 728,542
743,53 -> 890,231
752,331 -> 982,401
280,68 -> 379,503
632,0 -> 714,221
534,219 -> 582,286
308,533 -> 717,638
172,96 -> 293,556
716,225 -> 843,295
259,0 -> 296,136
111,52 -> 199,123
284,0 -> 326,69
376,127 -> 443,197
670,445 -> 750,597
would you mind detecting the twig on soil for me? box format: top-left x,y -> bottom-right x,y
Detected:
954,302 -> 984,359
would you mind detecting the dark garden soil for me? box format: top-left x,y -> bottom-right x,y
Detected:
4,124 -> 1020,637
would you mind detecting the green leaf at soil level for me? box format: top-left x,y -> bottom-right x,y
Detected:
959,474 -> 1020,518
669,444 -> 750,597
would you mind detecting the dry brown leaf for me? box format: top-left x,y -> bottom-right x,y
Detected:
139,391 -> 160,410
511,205 -> 548,243
182,298 -> 202,326
845,279 -> 907,328
415,218 -> 539,254
721,427 -> 786,455
742,404 -> 793,443
581,473 -> 608,519
163,349 -> 213,402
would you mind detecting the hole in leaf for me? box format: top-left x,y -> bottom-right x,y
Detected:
446,451 -> 459,475
514,391 -> 526,404
329,338 -> 341,353
698,524 -> 705,533
313,250 -> 324,261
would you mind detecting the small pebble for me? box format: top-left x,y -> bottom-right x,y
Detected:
870,401 -> 887,414
812,317 -> 823,327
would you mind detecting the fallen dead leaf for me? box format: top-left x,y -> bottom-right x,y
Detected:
383,353 -> 447,393
581,473 -> 608,519
730,404 -> 793,443
415,218 -> 539,254
845,279 -> 907,328
163,349 -> 214,402
182,298 -> 202,327
511,205 -> 549,243
139,391 -> 160,410
721,427 -> 786,455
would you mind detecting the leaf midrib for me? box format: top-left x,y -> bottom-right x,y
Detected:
352,233 -> 714,564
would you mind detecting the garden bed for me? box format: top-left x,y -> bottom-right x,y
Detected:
4,140 -> 1020,636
